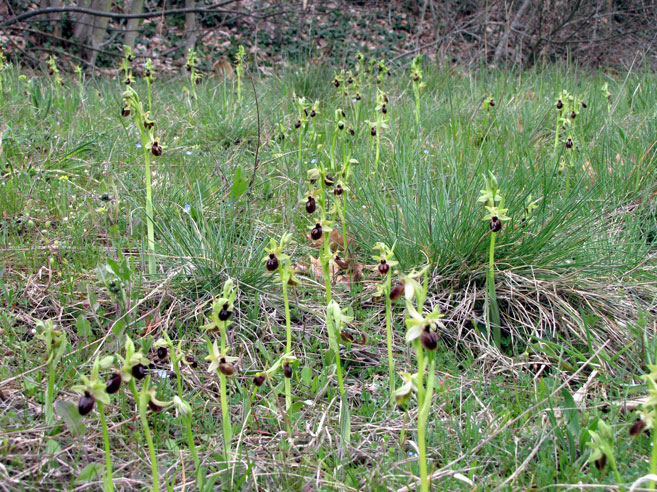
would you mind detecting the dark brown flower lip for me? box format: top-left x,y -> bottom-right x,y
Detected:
253,374 -> 266,387
283,363 -> 292,378
310,224 -> 323,241
105,372 -> 122,394
148,398 -> 163,412
389,281 -> 404,301
157,347 -> 168,360
305,196 -> 316,214
490,216 -> 502,233
420,326 -> 438,351
78,391 -> 95,416
266,254 -> 279,272
132,363 -> 147,380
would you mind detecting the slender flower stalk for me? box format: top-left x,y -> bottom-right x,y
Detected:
478,172 -> 510,347
154,333 -> 200,486
202,279 -> 238,457
263,234 -> 299,411
36,320 -> 67,426
235,45 -> 246,103
143,59 -> 154,112
410,54 -> 425,128
393,265 -> 444,492
133,377 -> 164,492
122,86 -> 161,275
97,401 -> 113,492
373,242 -> 399,398
72,355 -> 116,491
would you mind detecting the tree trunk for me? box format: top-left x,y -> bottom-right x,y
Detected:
184,0 -> 197,54
73,0 -> 92,41
123,0 -> 144,49
88,0 -> 112,66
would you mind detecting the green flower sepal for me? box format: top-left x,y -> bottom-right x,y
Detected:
392,372 -> 419,406
117,336 -> 150,384
205,340 -> 239,374
72,355 -> 115,406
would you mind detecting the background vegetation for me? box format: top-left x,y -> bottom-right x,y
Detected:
1,47 -> 657,490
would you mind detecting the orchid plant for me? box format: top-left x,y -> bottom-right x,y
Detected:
410,54 -> 426,127
235,45 -> 246,103
36,319 -> 67,425
202,278 -> 238,457
121,85 -> 162,275
373,242 -> 399,397
393,265 -> 444,492
264,234 -> 300,410
478,172 -> 510,347
73,355 -> 115,492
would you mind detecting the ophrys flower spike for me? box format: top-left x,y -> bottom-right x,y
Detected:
326,300 -> 353,448
201,278 -> 237,346
205,339 -> 238,457
72,355 -> 115,492
143,59 -> 154,112
136,375 -> 171,492
46,56 -> 63,98
372,242 -> 399,398
120,45 -> 135,86
478,172 -> 510,347
36,319 -> 68,426
367,89 -> 389,171
263,233 -> 299,410
184,48 -> 201,100
587,418 -> 624,489
396,264 -> 443,492
235,45 -> 246,103
410,54 -> 426,127
153,332 -> 201,487
122,84 -> 161,275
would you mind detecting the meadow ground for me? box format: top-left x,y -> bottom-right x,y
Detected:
1,57 -> 657,491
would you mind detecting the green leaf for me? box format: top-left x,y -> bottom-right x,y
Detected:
301,366 -> 312,387
45,439 -> 61,454
340,394 -> 351,447
76,463 -> 103,483
231,167 -> 248,202
54,399 -> 86,437
76,315 -> 92,338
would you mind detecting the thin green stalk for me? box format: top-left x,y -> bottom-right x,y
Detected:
414,343 -> 428,492
335,336 -> 344,397
385,277 -> 394,398
45,361 -> 55,425
172,353 -> 200,486
650,426 -> 657,490
375,130 -> 381,171
98,402 -> 114,492
553,113 -> 561,152
413,85 -> 420,128
219,373 -> 231,457
486,231 -> 501,347
218,324 -> 232,457
282,280 -> 292,411
131,379 -> 159,492
138,129 -> 156,275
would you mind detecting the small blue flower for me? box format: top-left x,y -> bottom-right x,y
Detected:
423,149 -> 429,154
185,150 -> 193,155
311,158 -> 318,164
183,204 -> 191,214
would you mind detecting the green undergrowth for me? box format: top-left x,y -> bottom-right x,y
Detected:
0,58 -> 656,490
